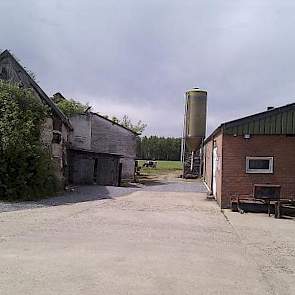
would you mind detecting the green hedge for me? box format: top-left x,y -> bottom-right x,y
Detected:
0,81 -> 59,201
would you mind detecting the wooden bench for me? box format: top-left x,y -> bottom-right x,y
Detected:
231,184 -> 281,215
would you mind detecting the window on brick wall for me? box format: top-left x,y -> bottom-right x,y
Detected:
246,157 -> 273,174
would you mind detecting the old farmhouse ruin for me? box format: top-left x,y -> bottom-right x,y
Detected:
0,50 -> 72,187
0,50 -> 138,188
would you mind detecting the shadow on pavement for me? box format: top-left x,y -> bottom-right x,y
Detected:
0,185 -> 140,213
40,185 -> 139,206
0,177 -> 208,213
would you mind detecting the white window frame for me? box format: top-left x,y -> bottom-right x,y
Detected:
246,156 -> 274,174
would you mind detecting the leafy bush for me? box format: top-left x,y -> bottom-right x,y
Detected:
108,114 -> 146,134
0,81 -> 59,201
56,98 -> 90,117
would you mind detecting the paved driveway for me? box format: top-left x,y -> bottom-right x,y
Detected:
0,179 -> 294,294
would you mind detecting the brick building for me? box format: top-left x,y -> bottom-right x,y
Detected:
203,104 -> 295,208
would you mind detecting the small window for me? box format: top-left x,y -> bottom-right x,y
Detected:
52,132 -> 62,144
53,117 -> 62,132
246,157 -> 273,174
0,67 -> 8,80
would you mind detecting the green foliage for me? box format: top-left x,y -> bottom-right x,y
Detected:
56,98 -> 90,117
120,115 -> 147,134
109,114 -> 146,134
0,81 -> 59,201
138,136 -> 181,161
111,116 -> 119,123
56,95 -> 146,134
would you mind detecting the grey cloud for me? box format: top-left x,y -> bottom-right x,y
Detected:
1,0 -> 295,136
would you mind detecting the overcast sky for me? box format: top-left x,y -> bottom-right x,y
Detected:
1,0 -> 295,136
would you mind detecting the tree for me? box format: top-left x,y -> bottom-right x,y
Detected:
111,116 -> 120,124
106,114 -> 146,134
0,81 -> 59,200
119,115 -> 147,134
56,98 -> 91,117
137,136 -> 181,160
56,96 -> 146,134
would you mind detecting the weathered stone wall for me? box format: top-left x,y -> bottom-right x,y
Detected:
90,114 -> 137,179
120,157 -> 135,179
41,118 -> 69,186
68,114 -> 92,150
40,118 -> 53,148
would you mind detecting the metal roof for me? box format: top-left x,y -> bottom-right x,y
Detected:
204,102 -> 295,143
91,112 -> 140,136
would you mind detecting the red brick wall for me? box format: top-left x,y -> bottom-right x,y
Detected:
222,134 -> 295,208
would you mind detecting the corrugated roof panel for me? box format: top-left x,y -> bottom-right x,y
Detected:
224,127 -> 231,135
238,124 -> 244,135
282,112 -> 288,133
249,121 -> 254,134
270,115 -> 276,134
206,103 -> 295,142
254,120 -> 260,134
259,118 -> 265,134
292,111 -> 295,133
286,111 -> 293,134
243,123 -> 249,134
275,113 -> 282,134
264,117 -> 271,134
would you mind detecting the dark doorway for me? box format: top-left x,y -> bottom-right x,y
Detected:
118,163 -> 123,186
93,158 -> 98,183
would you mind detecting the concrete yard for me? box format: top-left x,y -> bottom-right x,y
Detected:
0,177 -> 294,295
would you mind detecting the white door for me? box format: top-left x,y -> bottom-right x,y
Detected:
212,146 -> 218,197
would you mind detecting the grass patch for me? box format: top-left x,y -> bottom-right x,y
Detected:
138,160 -> 182,174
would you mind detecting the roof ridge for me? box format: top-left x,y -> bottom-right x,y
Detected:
90,112 -> 140,135
0,50 -> 72,130
223,102 -> 295,127
204,102 -> 295,144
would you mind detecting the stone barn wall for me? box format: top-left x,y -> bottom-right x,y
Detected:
90,114 -> 137,180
